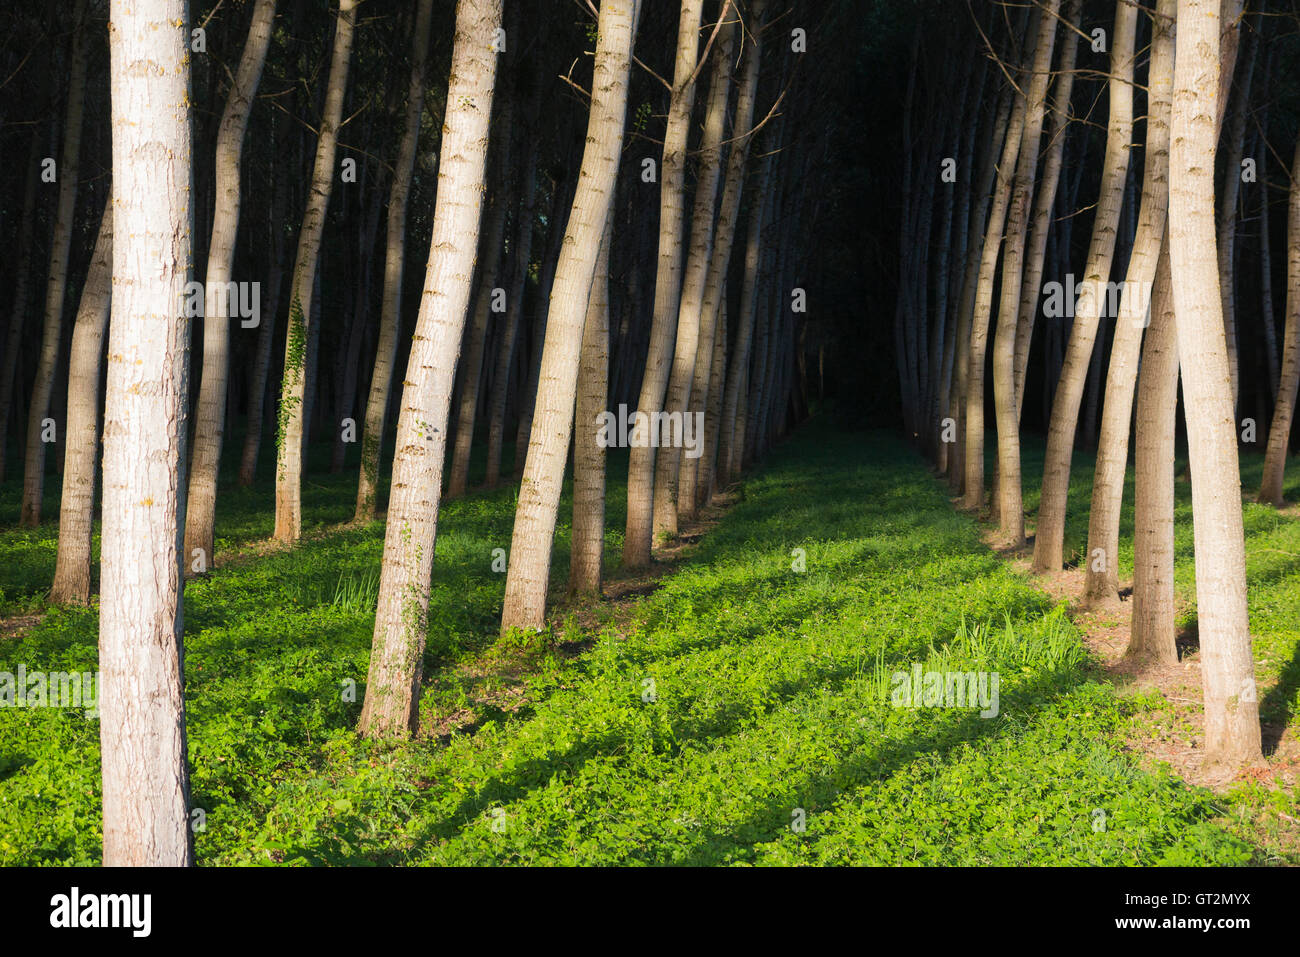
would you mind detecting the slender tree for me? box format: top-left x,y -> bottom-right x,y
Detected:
623,0 -> 706,568
1032,0 -> 1137,573
500,0 -> 638,632
1259,135 -> 1300,506
20,0 -> 89,527
100,0 -> 195,866
273,0 -> 357,543
185,0 -> 279,570
49,195 -> 112,606
357,0 -> 502,737
353,0 -> 435,521
1167,0 -> 1262,766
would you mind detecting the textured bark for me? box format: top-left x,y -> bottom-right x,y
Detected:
1258,136 -> 1300,506
568,221 -> 612,597
1084,0 -> 1175,604
184,0 -> 277,571
991,1 -> 1059,545
961,85 -> 1027,510
354,0 -> 434,521
21,0 -> 89,527
1130,243 -> 1179,664
448,103 -> 513,499
50,195 -> 112,606
622,0 -> 706,568
949,87 -> 1013,496
1031,0 -> 1137,572
717,137 -> 774,488
1167,0 -> 1262,766
682,0 -> 763,516
100,0 -> 194,866
358,0 -> 501,737
652,11 -> 735,540
1012,0 -> 1081,415
1218,24 -> 1257,410
500,0 -> 636,632
273,0 -> 357,543
697,297 -> 727,506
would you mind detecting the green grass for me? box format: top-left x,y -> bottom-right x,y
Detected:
0,421 -> 1295,864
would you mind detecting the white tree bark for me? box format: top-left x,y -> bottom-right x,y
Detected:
185,0 -> 278,570
1168,0 -> 1262,766
358,0 -> 502,736
100,0 -> 195,866
273,0 -> 357,543
50,194 -> 112,606
500,0 -> 638,632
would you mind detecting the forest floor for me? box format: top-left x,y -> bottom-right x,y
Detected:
0,422 -> 1297,864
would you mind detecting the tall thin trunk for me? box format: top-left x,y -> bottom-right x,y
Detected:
962,86 -> 1028,510
1130,242 -> 1180,664
1031,0 -> 1138,572
184,0 -> 277,569
20,0 -> 89,527
448,100 -> 513,498
652,9 -> 736,540
1218,25 -> 1257,412
500,0 -> 637,632
991,1 -> 1060,544
100,0 -> 194,866
717,134 -> 775,488
1013,0 -> 1082,415
357,0 -> 501,737
1168,0 -> 1262,766
622,0 -> 706,568
273,0 -> 357,543
50,194 -> 112,605
1258,136 -> 1300,506
353,0 -> 434,521
1084,0 -> 1174,604
568,219 -> 613,597
682,0 -> 763,516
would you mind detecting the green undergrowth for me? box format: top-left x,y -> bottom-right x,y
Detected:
0,422 -> 1295,864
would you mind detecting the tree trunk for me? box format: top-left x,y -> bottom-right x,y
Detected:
622,0 -> 706,568
500,0 -> 637,632
1259,135 -> 1300,506
962,86 -> 1028,511
1218,25 -> 1257,413
20,0 -> 89,527
448,100 -> 513,498
1167,0 -> 1262,766
353,0 -> 434,521
1031,0 -> 1137,572
184,0 -> 277,571
682,0 -> 763,516
652,9 -> 735,540
50,194 -> 112,605
273,0 -> 357,543
568,220 -> 613,597
357,0 -> 501,737
991,0 -> 1059,545
1084,0 -> 1175,604
1130,242 -> 1179,664
100,0 -> 194,866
